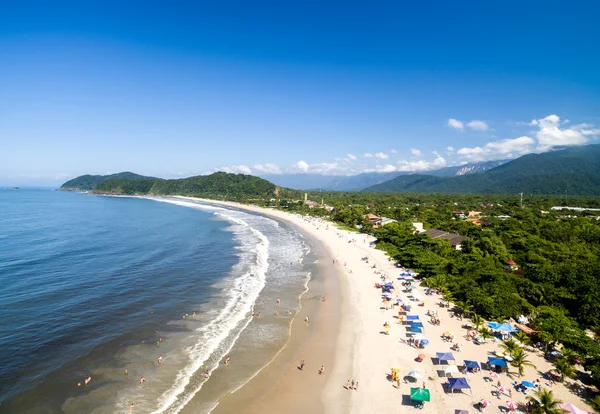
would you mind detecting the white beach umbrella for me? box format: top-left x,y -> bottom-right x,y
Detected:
407,370 -> 423,378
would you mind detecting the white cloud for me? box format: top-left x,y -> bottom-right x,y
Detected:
410,148 -> 422,157
532,114 -> 600,150
347,153 -> 357,160
467,120 -> 489,131
363,152 -> 373,158
253,163 -> 281,174
376,164 -> 397,173
446,146 -> 455,152
457,136 -> 535,161
211,165 -> 253,175
448,118 -> 464,131
294,160 -> 310,172
374,152 -> 389,159
397,152 -> 446,172
391,149 -> 398,154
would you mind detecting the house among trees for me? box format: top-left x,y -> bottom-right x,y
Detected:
465,217 -> 482,226
424,228 -> 468,250
505,260 -> 519,271
451,211 -> 466,219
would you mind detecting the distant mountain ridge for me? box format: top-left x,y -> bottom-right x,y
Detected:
260,160 -> 509,191
61,172 -> 288,199
364,145 -> 600,195
60,172 -> 153,191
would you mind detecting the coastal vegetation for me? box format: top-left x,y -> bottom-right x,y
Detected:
93,172 -> 295,199
60,172 -> 153,191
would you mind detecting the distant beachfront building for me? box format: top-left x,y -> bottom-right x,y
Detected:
424,228 -> 467,251
505,260 -> 519,271
412,222 -> 426,234
451,211 -> 466,219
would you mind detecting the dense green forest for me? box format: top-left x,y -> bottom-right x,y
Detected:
365,144 -> 600,195
93,172 -> 298,199
60,172 -> 153,191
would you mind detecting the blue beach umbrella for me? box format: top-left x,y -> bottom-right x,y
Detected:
521,381 -> 535,388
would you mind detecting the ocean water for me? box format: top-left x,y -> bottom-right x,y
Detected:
0,190 -> 310,413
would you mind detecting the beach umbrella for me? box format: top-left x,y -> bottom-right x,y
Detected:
418,353 -> 427,360
479,400 -> 492,408
521,380 -> 535,388
559,403 -> 590,414
396,298 -> 403,302
407,370 -> 423,378
506,400 -> 518,411
410,387 -> 431,402
444,331 -> 454,336
488,371 -> 499,378
498,386 -> 508,395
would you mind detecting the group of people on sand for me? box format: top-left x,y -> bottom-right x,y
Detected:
345,379 -> 360,391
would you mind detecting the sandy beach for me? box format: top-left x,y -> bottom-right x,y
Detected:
178,197 -> 595,414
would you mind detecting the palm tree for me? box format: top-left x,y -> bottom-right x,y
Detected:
526,389 -> 565,414
479,327 -> 494,340
471,314 -> 484,331
500,339 -> 520,357
553,358 -> 575,381
510,348 -> 537,377
513,330 -> 531,346
590,395 -> 600,413
560,348 -> 579,365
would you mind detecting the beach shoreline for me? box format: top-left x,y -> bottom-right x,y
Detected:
175,196 -> 595,414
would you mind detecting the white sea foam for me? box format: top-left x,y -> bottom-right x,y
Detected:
144,200 -> 269,414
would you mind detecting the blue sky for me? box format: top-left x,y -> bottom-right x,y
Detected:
1,1 -> 599,185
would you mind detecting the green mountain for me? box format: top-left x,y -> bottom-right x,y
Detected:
59,172 -> 153,191
364,144 -> 600,195
91,172 -> 283,199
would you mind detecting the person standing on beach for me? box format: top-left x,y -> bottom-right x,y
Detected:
300,360 -> 305,370
158,356 -> 163,365
129,403 -> 134,413
346,380 -> 351,390
319,365 -> 325,375
351,379 -> 355,389
355,381 -> 359,391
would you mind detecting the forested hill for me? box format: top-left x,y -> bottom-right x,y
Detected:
365,144 -> 600,195
88,172 -> 287,199
60,172 -> 153,191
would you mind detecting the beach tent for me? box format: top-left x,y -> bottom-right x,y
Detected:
437,352 -> 456,363
444,365 -> 460,376
487,357 -> 508,370
497,323 -> 517,333
448,378 -> 471,393
410,387 -> 431,402
487,322 -> 502,330
559,403 -> 590,414
464,360 -> 480,370
406,315 -> 420,321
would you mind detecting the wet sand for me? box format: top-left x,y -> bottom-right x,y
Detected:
208,223 -> 351,414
